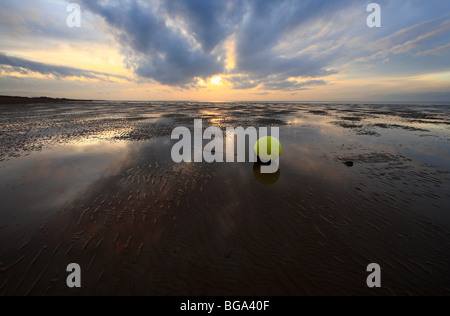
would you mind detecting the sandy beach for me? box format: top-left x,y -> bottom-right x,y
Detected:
0,101 -> 449,295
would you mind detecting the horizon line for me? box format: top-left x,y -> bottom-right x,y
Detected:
1,95 -> 449,105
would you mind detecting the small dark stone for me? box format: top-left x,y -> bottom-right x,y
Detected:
344,161 -> 354,167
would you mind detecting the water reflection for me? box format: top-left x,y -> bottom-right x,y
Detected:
0,102 -> 449,296
253,162 -> 281,185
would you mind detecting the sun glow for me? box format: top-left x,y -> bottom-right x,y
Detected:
225,37 -> 236,71
210,76 -> 223,86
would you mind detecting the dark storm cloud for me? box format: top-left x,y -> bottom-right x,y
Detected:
0,52 -> 126,81
77,0 -> 236,85
233,0 -> 356,75
163,0 -> 246,53
75,0 -> 450,91
76,0 -> 360,88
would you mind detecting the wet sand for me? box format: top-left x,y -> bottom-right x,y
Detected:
0,101 -> 449,295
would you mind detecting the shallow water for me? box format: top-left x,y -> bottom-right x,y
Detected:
0,102 -> 449,295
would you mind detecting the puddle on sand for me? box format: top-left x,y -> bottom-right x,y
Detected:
0,141 -> 131,245
0,102 -> 449,295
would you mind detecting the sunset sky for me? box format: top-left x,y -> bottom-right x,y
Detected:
1,0 -> 450,101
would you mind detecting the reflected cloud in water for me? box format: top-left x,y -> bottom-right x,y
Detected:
0,102 -> 449,295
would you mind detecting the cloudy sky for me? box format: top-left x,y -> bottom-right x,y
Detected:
1,0 -> 450,101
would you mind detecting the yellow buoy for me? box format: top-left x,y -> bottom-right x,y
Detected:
254,136 -> 282,162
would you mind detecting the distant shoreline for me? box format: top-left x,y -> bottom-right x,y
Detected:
1,95 -> 448,105
0,95 -> 91,105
